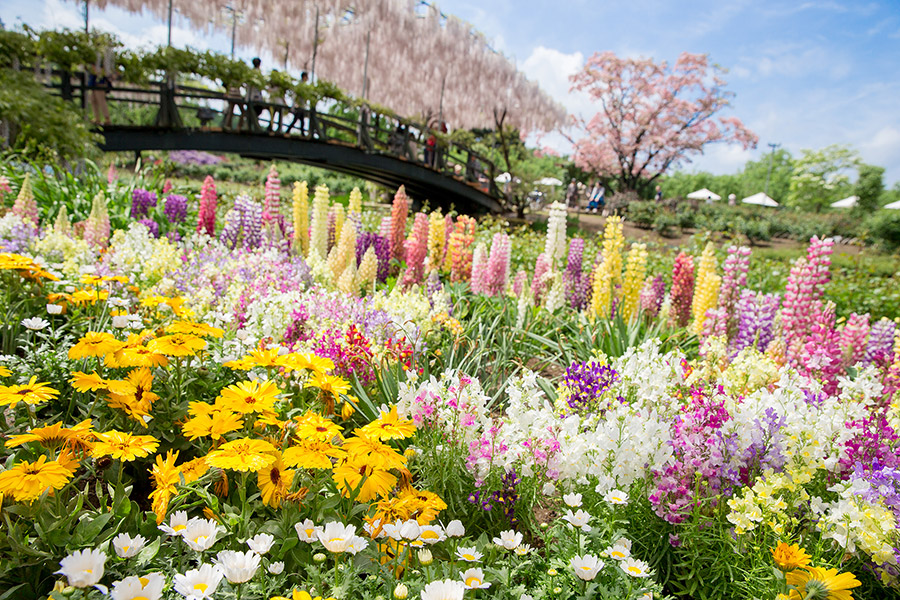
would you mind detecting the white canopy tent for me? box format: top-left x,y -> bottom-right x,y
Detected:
742,192 -> 779,207
535,177 -> 563,186
686,188 -> 721,201
830,195 -> 859,208
884,200 -> 900,209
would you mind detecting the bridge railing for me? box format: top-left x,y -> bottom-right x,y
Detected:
44,69 -> 502,201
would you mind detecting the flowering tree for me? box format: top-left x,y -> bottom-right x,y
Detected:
570,52 -> 758,195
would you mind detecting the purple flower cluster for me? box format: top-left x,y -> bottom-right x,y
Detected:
863,319 -> 897,366
357,232 -> 390,283
468,469 -> 520,527
164,194 -> 188,224
138,218 -> 159,237
220,195 -> 263,250
732,290 -> 780,354
564,238 -> 588,309
561,360 -> 620,412
168,150 -> 224,166
639,276 -> 666,318
130,188 -> 157,219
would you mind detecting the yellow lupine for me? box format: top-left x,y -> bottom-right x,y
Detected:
691,242 -> 720,336
620,243 -> 647,321
292,181 -> 309,256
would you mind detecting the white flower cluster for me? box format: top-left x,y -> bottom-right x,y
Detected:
105,223 -> 181,287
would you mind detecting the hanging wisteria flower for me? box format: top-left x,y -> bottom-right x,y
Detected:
420,579 -> 465,600
110,573 -> 165,600
455,546 -> 483,562
570,554 -> 604,581
246,533 -> 275,555
604,489 -> 629,505
460,567 -> 491,589
182,518 -> 223,552
492,530 -> 523,550
563,492 -> 582,507
620,557 -> 652,578
173,563 -> 223,600
55,548 -> 108,593
113,532 -> 147,558
215,550 -> 261,584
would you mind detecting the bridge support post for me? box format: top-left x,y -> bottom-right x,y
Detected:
154,79 -> 184,129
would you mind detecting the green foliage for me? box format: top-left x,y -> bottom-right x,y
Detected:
863,209 -> 900,251
854,163 -> 884,214
0,70 -> 102,163
787,144 -> 860,212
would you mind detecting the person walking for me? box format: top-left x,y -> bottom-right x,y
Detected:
87,46 -> 114,125
565,178 -> 579,209
284,71 -> 310,135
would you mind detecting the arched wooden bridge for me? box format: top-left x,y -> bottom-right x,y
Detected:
56,76 -> 505,214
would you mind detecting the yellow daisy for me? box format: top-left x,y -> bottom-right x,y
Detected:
147,333 -> 206,357
785,566 -> 861,600
0,455 -> 73,503
92,431 -> 159,462
772,542 -> 812,571
0,377 -> 60,408
182,409 -> 244,441
357,405 -> 416,441
205,438 -> 277,472
68,331 -> 122,359
217,379 -> 281,415
332,456 -> 397,502
306,373 -> 351,399
283,440 -> 347,470
5,419 -> 94,453
342,434 -> 407,470
165,321 -> 224,338
294,411 -> 344,442
69,371 -> 108,393
257,452 -> 295,508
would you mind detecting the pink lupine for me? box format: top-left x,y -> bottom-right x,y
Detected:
532,253 -> 551,304
782,237 -> 834,363
469,243 -> 488,294
390,186 -> 409,265
400,212 -> 429,287
197,175 -> 217,235
107,163 -> 118,185
709,245 -> 751,338
484,232 -> 511,296
512,269 -> 527,297
263,165 -> 281,225
669,252 -> 695,327
839,313 -> 870,366
798,301 -> 842,395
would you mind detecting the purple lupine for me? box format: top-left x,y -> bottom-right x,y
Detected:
863,319 -> 897,366
425,270 -> 444,309
710,245 -> 751,338
357,232 -> 390,283
138,218 -> 159,237
130,188 -> 157,218
240,197 -> 263,249
564,238 -> 587,309
220,209 -> 241,249
164,194 -> 188,223
732,290 -> 780,354
639,276 -> 666,319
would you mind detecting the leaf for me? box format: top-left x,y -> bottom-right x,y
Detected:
73,512 -> 113,546
135,537 -> 160,567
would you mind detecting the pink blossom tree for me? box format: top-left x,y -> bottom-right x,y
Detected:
570,52 -> 758,195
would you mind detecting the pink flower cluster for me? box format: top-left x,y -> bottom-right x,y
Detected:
197,175 -> 217,236
669,252 -> 695,327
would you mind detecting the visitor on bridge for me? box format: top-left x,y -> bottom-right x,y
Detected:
87,46 -> 114,126
266,71 -> 288,133
284,72 -> 310,136
389,124 -> 406,156
241,57 -> 266,132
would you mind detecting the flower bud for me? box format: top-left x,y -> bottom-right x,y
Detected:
393,583 -> 409,600
313,553 -> 327,563
417,549 -> 433,565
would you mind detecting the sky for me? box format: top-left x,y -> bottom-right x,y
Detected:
3,0 -> 900,187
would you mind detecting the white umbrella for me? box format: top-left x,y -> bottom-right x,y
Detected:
830,195 -> 858,208
686,188 -> 721,201
884,200 -> 900,209
742,192 -> 779,207
535,177 -> 563,186
495,172 -> 512,183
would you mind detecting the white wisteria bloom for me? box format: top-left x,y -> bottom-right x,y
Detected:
563,492 -> 583,507
112,533 -> 147,558
455,546 -> 483,562
159,511 -> 191,536
22,317 -> 49,330
55,548 -> 108,592
295,519 -> 320,542
492,530 -> 523,550
570,554 -> 604,581
316,521 -> 358,553
245,533 -> 275,555
562,508 -> 592,530
182,518 -> 223,552
173,564 -> 223,600
268,561 -> 285,575
620,557 -> 653,577
215,550 -> 260,584
604,489 -> 629,505
460,567 -> 491,589
445,519 -> 465,537
420,579 -> 465,600
110,573 -> 165,600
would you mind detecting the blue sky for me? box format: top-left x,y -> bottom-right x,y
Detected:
3,0 -> 899,187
